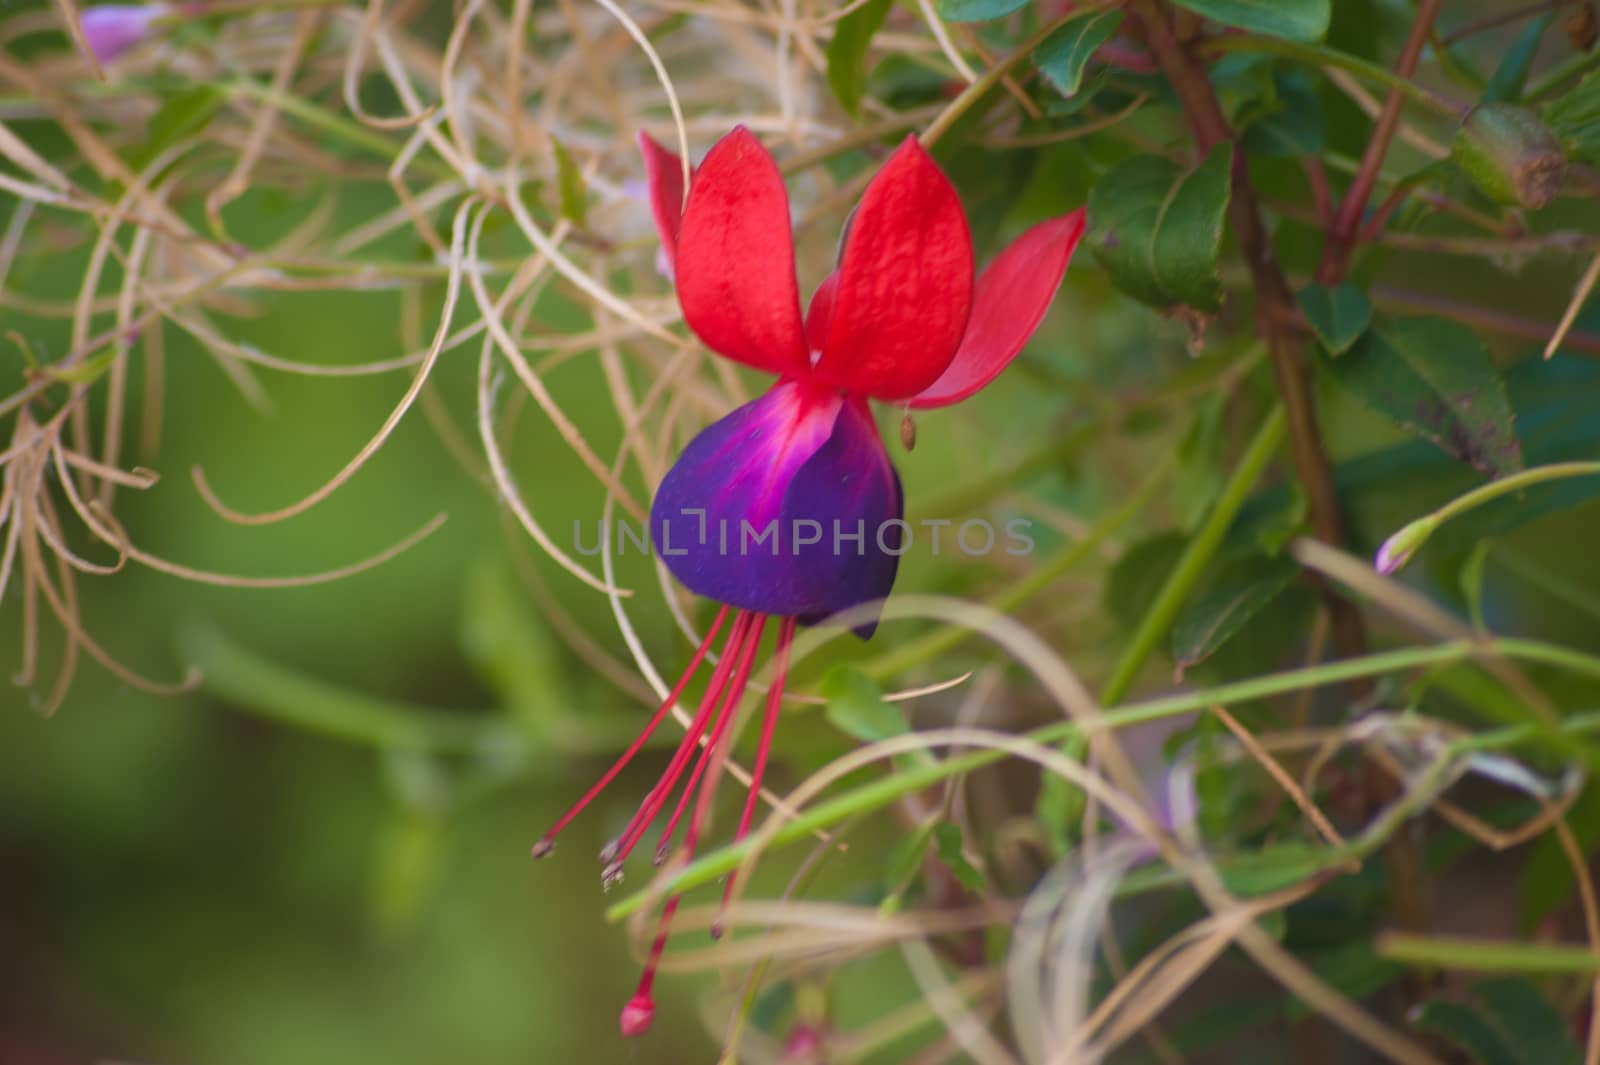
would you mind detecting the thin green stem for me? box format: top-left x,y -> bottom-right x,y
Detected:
1376,932 -> 1600,974
607,636 -> 1600,921
1431,461 -> 1600,528
1201,35 -> 1464,116
1099,405 -> 1286,705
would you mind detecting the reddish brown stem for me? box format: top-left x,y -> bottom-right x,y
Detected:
1317,0 -> 1445,284
1134,0 -> 1368,668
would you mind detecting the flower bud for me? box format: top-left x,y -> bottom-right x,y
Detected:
80,3 -> 168,64
1453,103 -> 1568,210
1374,516 -> 1438,576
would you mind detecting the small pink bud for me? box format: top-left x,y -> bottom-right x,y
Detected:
1374,517 -> 1436,576
783,1023 -> 827,1062
619,993 -> 655,1037
79,4 -> 168,64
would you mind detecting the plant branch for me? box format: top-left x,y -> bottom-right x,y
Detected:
1317,0 -> 1446,284
1133,0 -> 1369,671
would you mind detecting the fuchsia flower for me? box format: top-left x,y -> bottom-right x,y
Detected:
531,126 -> 1085,1036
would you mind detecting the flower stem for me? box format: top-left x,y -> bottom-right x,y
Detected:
608,636 -> 1600,921
1098,405 -> 1286,706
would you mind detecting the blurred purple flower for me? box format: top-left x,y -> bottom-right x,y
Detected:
79,3 -> 167,64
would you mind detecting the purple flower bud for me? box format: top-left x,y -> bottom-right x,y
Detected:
80,3 -> 167,64
1374,517 -> 1436,576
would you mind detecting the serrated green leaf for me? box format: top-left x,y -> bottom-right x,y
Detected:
1319,316 -> 1524,477
1545,71 -> 1600,165
1484,14 -> 1552,104
1034,10 -> 1122,99
1171,558 -> 1298,677
826,0 -> 893,117
821,665 -> 907,743
1087,144 -> 1233,314
1297,281 -> 1372,355
933,823 -> 985,891
550,136 -> 588,229
934,0 -> 1027,21
1171,0 -> 1329,42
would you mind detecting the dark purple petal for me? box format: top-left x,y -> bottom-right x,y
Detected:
651,383 -> 903,635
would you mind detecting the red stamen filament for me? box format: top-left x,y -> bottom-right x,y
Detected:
625,611 -> 769,1036
715,615 -> 796,936
603,613 -> 754,877
531,605 -> 730,860
651,616 -> 767,864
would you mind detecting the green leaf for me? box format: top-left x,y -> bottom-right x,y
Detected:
1170,0 -> 1329,42
1171,558 -> 1298,677
1413,1000 -> 1523,1065
1416,979 -> 1583,1065
1036,731 -> 1087,854
934,0 -> 1027,21
1521,783 -> 1600,928
1216,841 -> 1331,896
1484,14 -> 1552,104
821,665 -> 908,743
1240,69 -> 1326,158
550,137 -> 589,229
125,84 -> 225,175
933,823 -> 985,891
1034,10 -> 1123,99
1545,71 -> 1600,165
1297,281 -> 1372,355
1087,144 -> 1233,314
826,0 -> 893,117
1471,978 -> 1583,1065
1172,393 -> 1226,532
1319,316 -> 1524,477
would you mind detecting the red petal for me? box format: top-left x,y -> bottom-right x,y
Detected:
638,131 -> 688,273
812,136 -> 974,400
910,210 -> 1086,409
804,272 -> 837,352
675,127 -> 809,378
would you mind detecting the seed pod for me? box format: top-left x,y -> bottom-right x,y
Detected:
1453,102 -> 1568,210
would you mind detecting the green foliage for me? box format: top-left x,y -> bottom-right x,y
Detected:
1170,557 -> 1297,677
826,0 -> 893,117
1319,315 -> 1525,478
1296,281 -> 1372,355
1034,10 -> 1123,100
14,2 -> 1600,1061
1545,71 -> 1600,164
1086,144 -> 1233,315
933,0 -> 1028,22
1414,979 -> 1584,1065
550,137 -> 589,228
1171,0 -> 1330,42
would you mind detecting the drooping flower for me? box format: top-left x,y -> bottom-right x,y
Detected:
79,3 -> 170,64
532,126 -> 1086,1036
